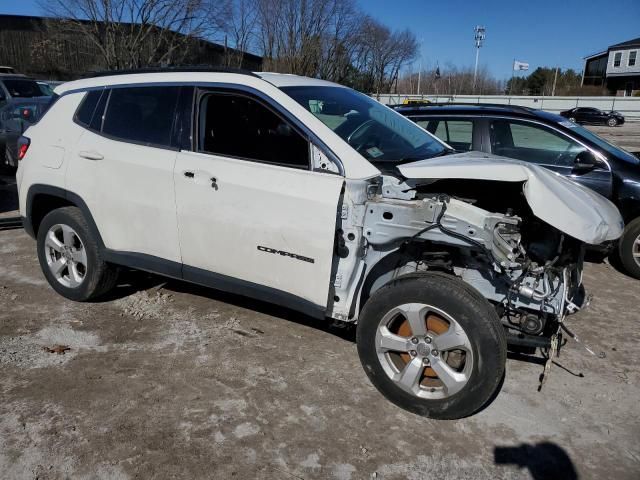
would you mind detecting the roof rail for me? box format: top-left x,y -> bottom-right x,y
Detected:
82,66 -> 260,79
390,102 -> 537,113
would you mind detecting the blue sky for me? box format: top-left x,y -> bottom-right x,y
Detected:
1,0 -> 639,79
364,0 -> 640,79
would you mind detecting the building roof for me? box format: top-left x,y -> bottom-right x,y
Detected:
609,37 -> 640,50
583,50 -> 607,60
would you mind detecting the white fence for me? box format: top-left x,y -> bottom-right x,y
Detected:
376,94 -> 640,120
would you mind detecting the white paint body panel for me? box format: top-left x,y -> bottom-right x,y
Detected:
398,152 -> 624,244
174,151 -> 344,306
17,93 -> 83,215
68,130 -> 181,262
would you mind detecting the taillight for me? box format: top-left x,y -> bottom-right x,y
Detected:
17,136 -> 30,161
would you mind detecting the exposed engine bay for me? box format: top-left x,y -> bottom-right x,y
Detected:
328,174 -> 592,356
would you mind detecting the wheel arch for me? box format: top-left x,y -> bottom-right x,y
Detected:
357,247 -> 456,316
25,185 -> 105,249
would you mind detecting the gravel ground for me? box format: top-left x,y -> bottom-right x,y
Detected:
0,124 -> 639,479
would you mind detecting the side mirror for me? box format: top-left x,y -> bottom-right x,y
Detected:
573,151 -> 599,173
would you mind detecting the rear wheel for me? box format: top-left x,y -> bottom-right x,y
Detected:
569,117 -> 577,123
607,117 -> 618,127
618,217 -> 640,280
37,207 -> 118,301
356,273 -> 506,419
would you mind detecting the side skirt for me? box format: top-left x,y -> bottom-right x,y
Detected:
104,250 -> 326,320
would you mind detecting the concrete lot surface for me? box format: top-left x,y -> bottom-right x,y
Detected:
1,124 -> 639,480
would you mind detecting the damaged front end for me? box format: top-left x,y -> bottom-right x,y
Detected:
329,156 -> 623,379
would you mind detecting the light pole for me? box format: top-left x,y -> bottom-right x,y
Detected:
473,26 -> 486,93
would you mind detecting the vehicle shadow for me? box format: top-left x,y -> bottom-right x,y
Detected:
103,269 -> 357,343
494,442 -> 579,480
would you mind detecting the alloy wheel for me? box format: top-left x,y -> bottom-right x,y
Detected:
44,224 -> 88,288
375,303 -> 474,400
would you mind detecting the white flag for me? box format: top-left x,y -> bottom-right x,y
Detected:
513,60 -> 529,71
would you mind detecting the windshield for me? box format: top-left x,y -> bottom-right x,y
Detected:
281,86 -> 448,163
2,79 -> 47,98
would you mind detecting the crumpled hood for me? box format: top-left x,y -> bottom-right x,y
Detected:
398,152 -> 624,245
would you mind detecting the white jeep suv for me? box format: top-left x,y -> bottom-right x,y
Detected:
16,69 -> 623,419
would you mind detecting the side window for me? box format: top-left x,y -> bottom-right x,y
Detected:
198,92 -> 309,169
75,90 -> 102,127
489,120 -> 586,167
629,51 -> 637,67
416,119 -> 472,151
102,86 -> 180,147
444,121 -> 473,151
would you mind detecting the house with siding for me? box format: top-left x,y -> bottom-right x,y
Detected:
582,37 -> 640,96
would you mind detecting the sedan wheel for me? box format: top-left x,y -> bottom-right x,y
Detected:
607,118 -> 618,127
618,217 -> 640,280
569,117 -> 577,123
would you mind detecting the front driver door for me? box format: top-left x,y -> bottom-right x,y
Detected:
174,88 -> 344,314
489,118 -> 613,198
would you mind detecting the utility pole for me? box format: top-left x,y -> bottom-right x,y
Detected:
473,26 -> 486,93
417,37 -> 424,97
551,66 -> 559,96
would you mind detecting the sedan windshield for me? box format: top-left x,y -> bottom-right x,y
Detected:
281,86 -> 448,163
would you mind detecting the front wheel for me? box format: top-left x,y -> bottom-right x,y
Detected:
607,117 -> 618,127
356,273 -> 506,419
618,217 -> 640,280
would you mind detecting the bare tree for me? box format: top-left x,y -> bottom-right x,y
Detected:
40,0 -> 224,70
350,16 -> 418,94
220,0 -> 258,67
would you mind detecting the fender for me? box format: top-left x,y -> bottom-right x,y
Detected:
24,184 -> 105,249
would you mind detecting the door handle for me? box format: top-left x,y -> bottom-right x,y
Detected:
183,171 -> 195,178
78,150 -> 104,161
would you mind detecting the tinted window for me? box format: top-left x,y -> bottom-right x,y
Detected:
199,92 -> 309,168
102,86 -> 180,147
2,79 -> 46,98
490,119 -> 587,167
75,91 -> 102,127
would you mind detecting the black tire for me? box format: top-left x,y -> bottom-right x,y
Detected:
618,217 -> 640,280
569,117 -> 577,123
37,207 -> 118,301
607,117 -> 618,127
356,273 -> 506,420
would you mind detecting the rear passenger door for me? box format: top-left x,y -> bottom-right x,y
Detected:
173,88 -> 344,312
412,117 -> 478,152
68,86 -> 182,266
